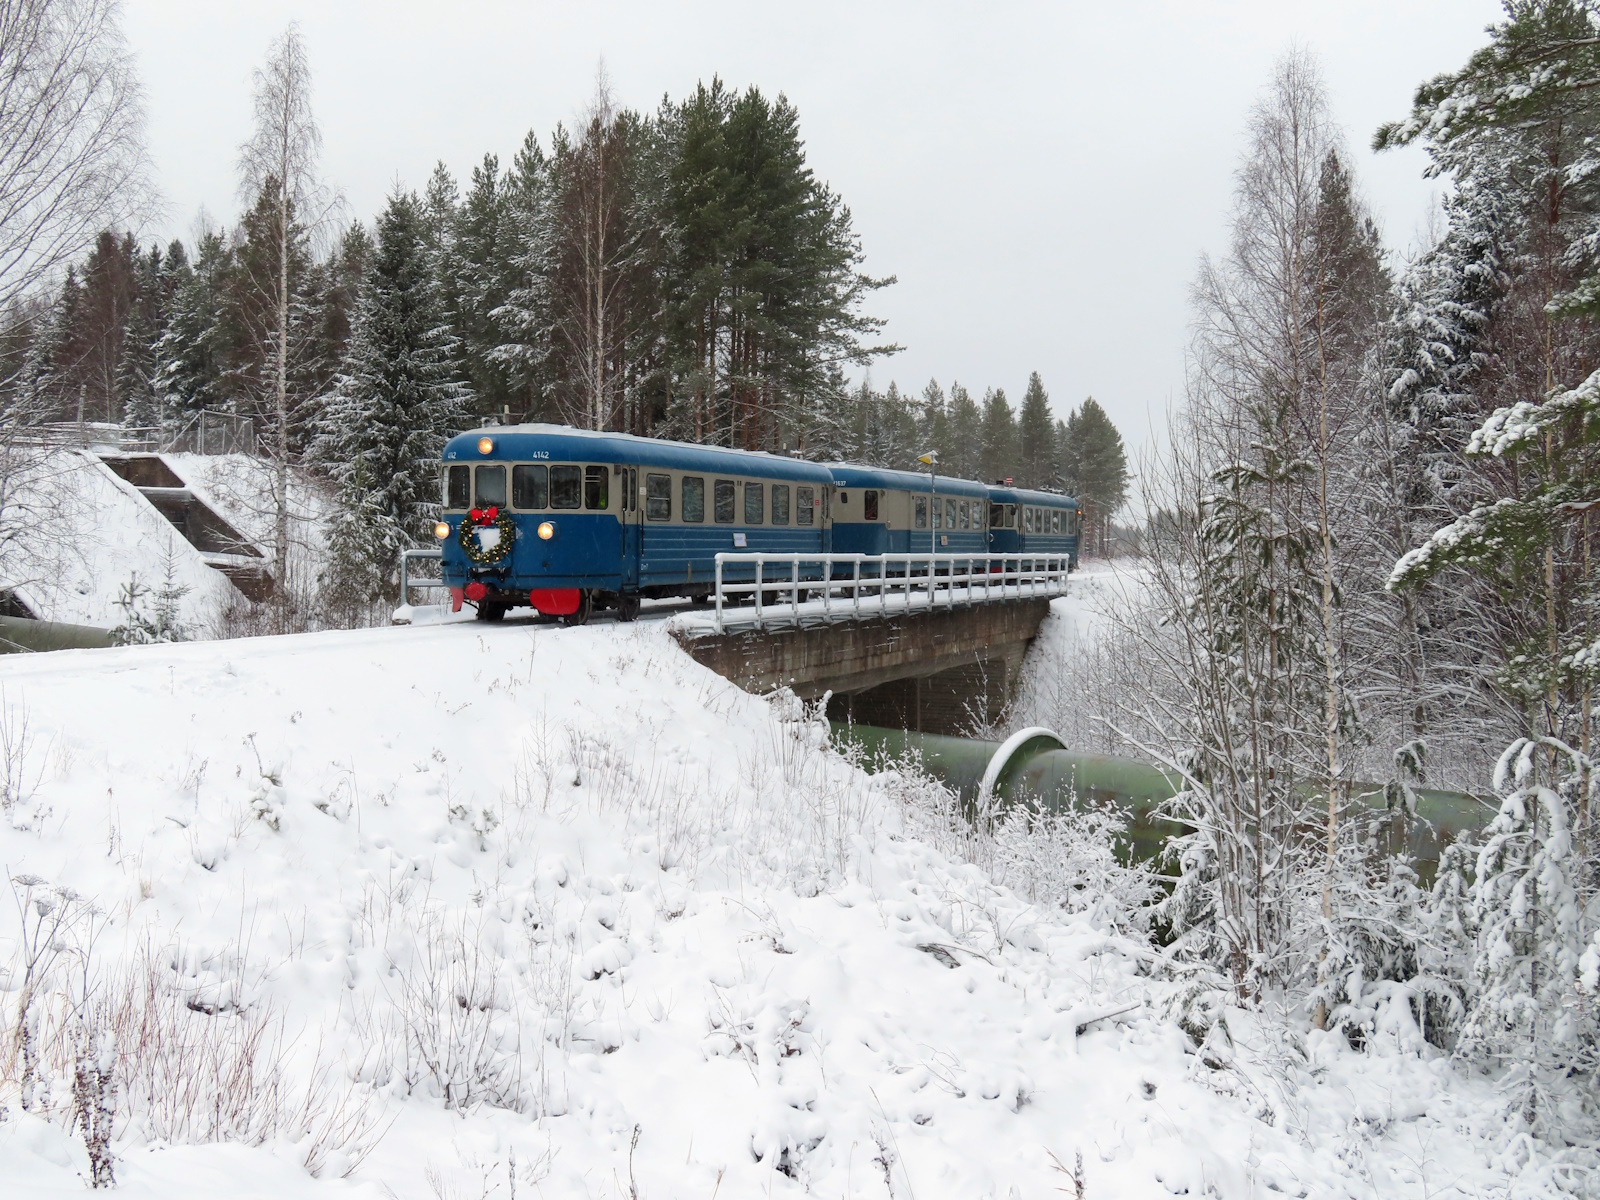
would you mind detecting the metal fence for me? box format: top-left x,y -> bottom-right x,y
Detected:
166,411 -> 256,456
712,552 -> 1072,632
399,548 -> 445,606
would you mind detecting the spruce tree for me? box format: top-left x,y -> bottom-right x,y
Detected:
491,129 -> 554,420
117,243 -> 162,433
978,387 -> 1017,483
153,229 -> 232,423
455,154 -> 520,419
1017,371 -> 1055,488
314,188 -> 473,601
1060,397 -> 1128,553
917,379 -> 950,465
946,382 -> 982,481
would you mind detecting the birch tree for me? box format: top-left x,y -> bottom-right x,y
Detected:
0,0 -> 151,315
237,23 -> 331,628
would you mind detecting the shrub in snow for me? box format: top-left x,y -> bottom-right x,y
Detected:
109,563 -> 191,646
389,906 -> 524,1113
991,800 -> 1155,934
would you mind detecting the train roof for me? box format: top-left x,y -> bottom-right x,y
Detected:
445,425 -> 836,483
822,462 -> 990,497
986,484 -> 1078,508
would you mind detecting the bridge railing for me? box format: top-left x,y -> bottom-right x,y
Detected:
711,552 -> 1070,632
399,548 -> 446,606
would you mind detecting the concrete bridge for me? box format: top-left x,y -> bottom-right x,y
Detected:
674,595 -> 1053,735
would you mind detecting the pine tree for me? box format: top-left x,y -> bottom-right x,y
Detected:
314,188 -> 474,600
1017,371 -> 1055,488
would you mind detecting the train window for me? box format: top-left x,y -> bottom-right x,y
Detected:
1052,511 -> 1061,534
864,490 -> 879,521
446,465 -> 470,509
797,486 -> 814,525
946,499 -> 957,530
583,466 -> 608,510
549,465 -> 581,509
512,464 -> 547,509
475,465 -> 507,508
989,503 -> 1003,528
931,498 -> 941,529
744,481 -> 764,524
714,479 -> 735,523
646,473 -> 672,521
1005,505 -> 1017,528
959,501 -> 970,530
914,496 -> 928,529
771,484 -> 790,525
683,476 -> 705,522
837,492 -> 848,505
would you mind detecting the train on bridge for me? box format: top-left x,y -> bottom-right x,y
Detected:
435,425 -> 1080,623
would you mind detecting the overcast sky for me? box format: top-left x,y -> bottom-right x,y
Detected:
124,0 -> 1505,456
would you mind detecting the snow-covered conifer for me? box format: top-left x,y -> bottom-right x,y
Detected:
313,187 -> 473,600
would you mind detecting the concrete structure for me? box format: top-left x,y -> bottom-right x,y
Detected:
674,597 -> 1050,735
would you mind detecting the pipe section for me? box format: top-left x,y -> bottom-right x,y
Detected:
0,615 -> 115,654
833,722 -> 1491,866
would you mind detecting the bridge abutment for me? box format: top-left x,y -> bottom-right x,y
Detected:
674,597 -> 1049,736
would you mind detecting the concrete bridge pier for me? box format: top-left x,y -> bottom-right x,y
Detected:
674,597 -> 1050,736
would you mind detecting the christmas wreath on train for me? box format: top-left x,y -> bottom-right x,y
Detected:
459,505 -> 515,566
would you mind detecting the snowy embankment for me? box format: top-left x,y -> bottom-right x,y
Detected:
0,619 -> 1530,1197
0,449 -> 239,629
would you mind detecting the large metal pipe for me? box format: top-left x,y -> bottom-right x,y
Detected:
832,722 -> 1490,867
0,615 -> 115,654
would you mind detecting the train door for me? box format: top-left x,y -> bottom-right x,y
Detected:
619,465 -> 641,590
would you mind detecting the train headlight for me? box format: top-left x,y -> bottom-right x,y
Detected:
477,436 -> 494,455
537,521 -> 555,540
434,522 -> 450,540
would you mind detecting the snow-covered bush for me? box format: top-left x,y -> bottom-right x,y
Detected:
1454,737 -> 1598,1134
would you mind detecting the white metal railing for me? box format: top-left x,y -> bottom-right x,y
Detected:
399,548 -> 446,605
711,552 -> 1071,632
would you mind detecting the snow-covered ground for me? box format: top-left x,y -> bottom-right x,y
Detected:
0,615 -> 1564,1197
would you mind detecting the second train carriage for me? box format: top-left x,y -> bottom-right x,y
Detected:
826,464 -> 992,559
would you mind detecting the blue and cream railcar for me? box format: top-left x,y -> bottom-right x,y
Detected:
985,485 -> 1080,569
827,465 -> 992,560
439,425 -> 835,622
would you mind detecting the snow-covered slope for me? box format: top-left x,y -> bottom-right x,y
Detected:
0,621 -> 1541,1197
0,449 -> 240,630
164,453 -> 334,565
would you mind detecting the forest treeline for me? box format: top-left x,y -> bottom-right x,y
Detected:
1027,3 -> 1600,1144
0,58 -> 1130,582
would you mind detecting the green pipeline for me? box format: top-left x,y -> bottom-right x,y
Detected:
0,615 -> 115,654
831,722 -> 1491,866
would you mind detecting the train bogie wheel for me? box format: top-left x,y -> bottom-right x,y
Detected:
617,592 -> 640,622
476,601 -> 507,622
561,590 -> 593,626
